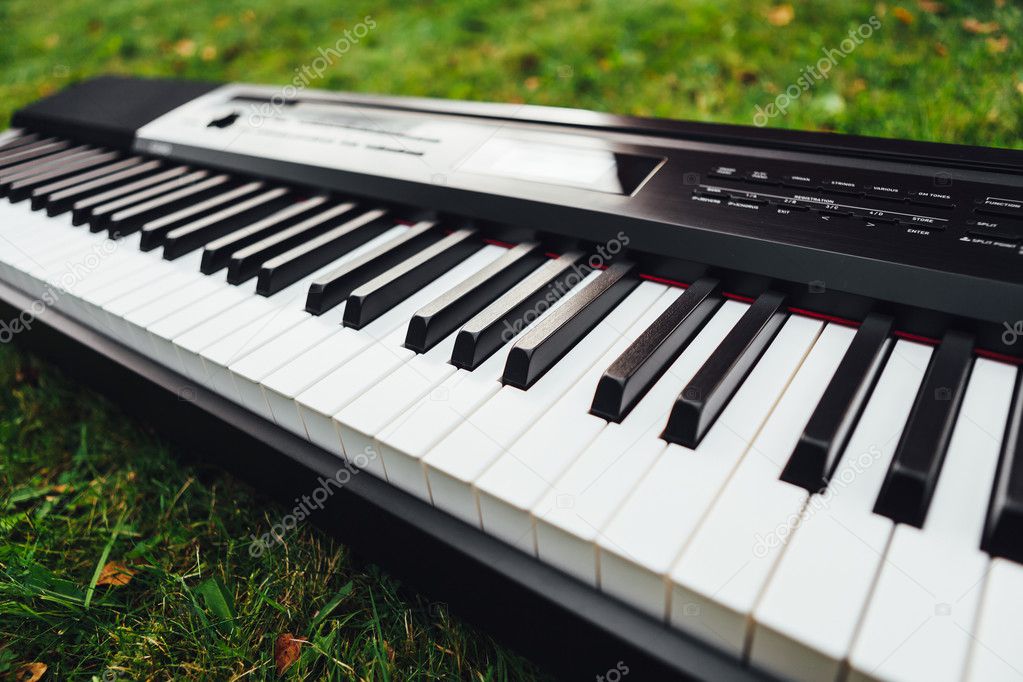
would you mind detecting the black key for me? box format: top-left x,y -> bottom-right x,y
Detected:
405,242 -> 544,354
70,166 -> 188,224
983,371 -> 1023,564
200,196 -> 330,274
503,261 -> 639,390
7,150 -> 118,202
31,157 -> 147,211
0,145 -> 93,190
781,313 -> 894,492
161,187 -> 291,260
305,221 -> 442,314
0,139 -> 68,170
590,277 -> 723,422
344,228 -> 483,329
661,290 -> 788,447
227,201 -> 359,284
450,251 -> 588,371
257,208 -> 394,296
86,169 -> 209,231
0,131 -> 39,153
121,175 -> 242,242
873,330 -> 974,527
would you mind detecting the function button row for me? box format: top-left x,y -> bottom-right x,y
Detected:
700,168 -> 959,208
975,197 -> 1023,220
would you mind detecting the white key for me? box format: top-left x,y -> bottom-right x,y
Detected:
597,314 -> 823,621
230,306 -> 348,419
473,282 -> 674,550
848,358 -> 1016,682
423,276 -> 661,527
373,266 -> 599,502
665,323 -> 854,657
231,245 -> 503,417
293,247 -> 508,452
965,559 -> 1023,681
144,226 -> 404,377
329,243 -> 521,475
749,339 -> 932,682
531,300 -> 748,586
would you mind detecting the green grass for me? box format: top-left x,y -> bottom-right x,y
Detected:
1,0 -> 1021,679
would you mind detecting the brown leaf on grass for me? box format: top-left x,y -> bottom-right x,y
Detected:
275,633 -> 302,675
933,41 -> 949,56
962,18 -> 1000,34
96,561 -> 136,586
893,6 -> 915,24
15,366 -> 39,386
766,4 -> 795,26
173,39 -> 196,57
987,35 -> 1010,53
14,663 -> 47,682
917,0 -> 944,13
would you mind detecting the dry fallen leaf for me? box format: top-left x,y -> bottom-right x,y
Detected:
275,633 -> 302,675
893,6 -> 915,24
962,18 -> 1000,34
96,561 -> 137,587
917,0 -> 944,13
933,41 -> 949,56
766,4 -> 795,26
174,38 -> 196,57
987,35 -> 1010,53
14,663 -> 47,682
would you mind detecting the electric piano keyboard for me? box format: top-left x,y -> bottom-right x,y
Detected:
3,76 -> 1023,682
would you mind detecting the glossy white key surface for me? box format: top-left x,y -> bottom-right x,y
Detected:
531,300 -> 748,585
667,322 -> 854,657
597,314 -> 822,621
475,283 -> 674,550
749,339 -> 931,682
965,559 -> 1023,681
293,247 -> 508,451
848,357 -> 1017,682
422,272 -> 655,526
373,262 -> 596,502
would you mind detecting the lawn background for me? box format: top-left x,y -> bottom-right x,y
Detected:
1,1 -> 1021,680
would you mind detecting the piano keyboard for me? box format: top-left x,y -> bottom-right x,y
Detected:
3,77 -> 1023,682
